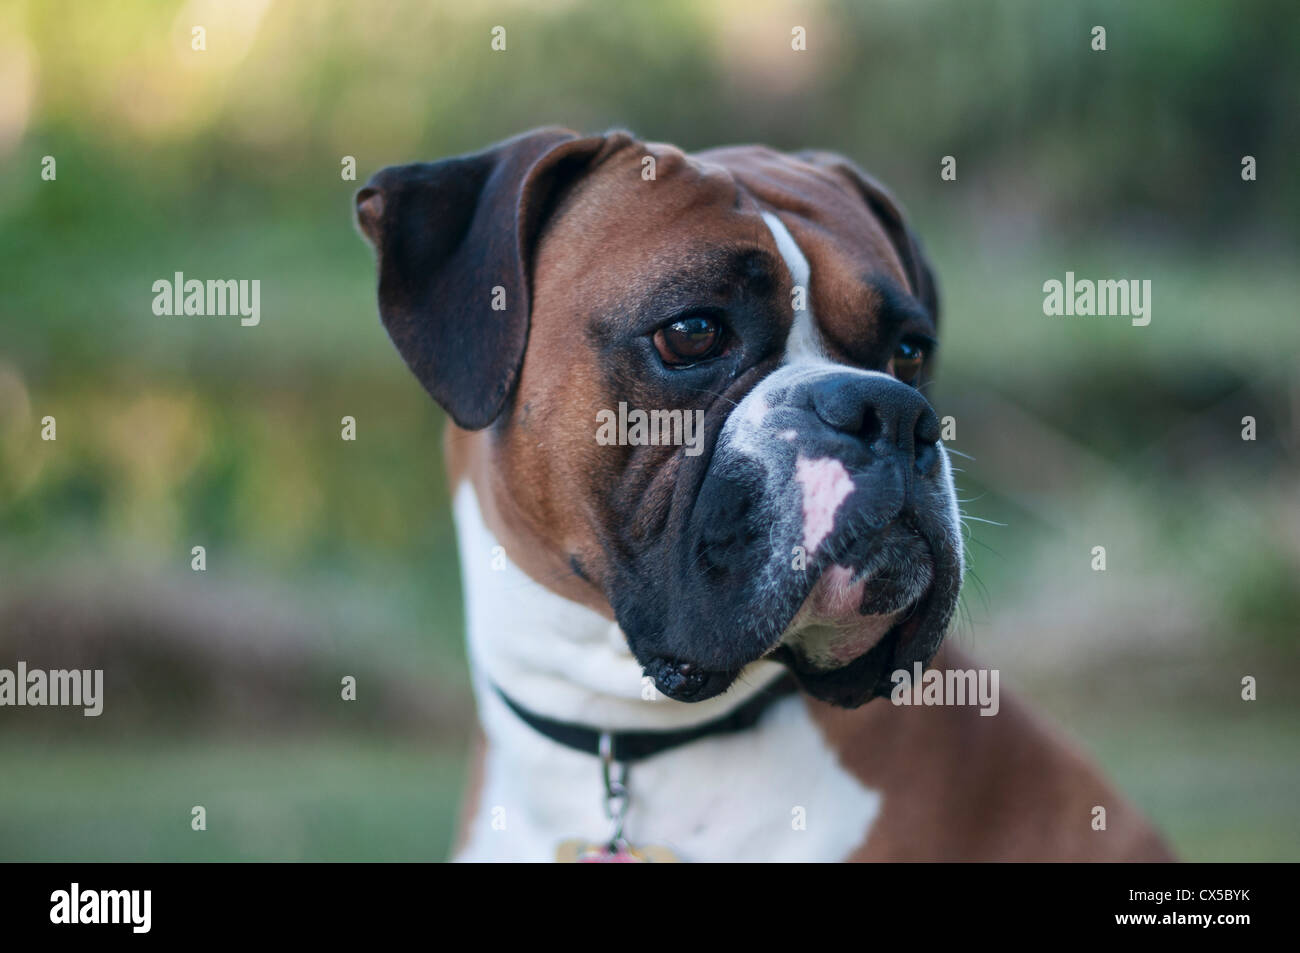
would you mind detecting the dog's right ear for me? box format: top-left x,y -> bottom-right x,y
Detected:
355,128 -> 613,430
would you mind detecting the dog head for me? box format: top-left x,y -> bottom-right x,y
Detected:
357,127 -> 962,708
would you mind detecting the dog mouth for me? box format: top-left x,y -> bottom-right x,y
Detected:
645,518 -> 960,707
769,587 -> 938,707
644,589 -> 938,706
777,522 -> 934,665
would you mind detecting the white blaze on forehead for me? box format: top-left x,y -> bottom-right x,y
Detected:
795,454 -> 855,552
760,210 -> 828,364
761,211 -> 809,287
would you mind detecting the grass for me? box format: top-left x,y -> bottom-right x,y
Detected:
0,738 -> 468,862
1039,693 -> 1300,862
1,697 -> 1294,861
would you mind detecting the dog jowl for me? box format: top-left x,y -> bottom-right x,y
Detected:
355,127 -> 962,711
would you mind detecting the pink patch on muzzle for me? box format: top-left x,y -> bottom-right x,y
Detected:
794,455 -> 855,554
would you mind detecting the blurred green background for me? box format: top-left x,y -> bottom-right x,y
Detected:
1,0 -> 1297,861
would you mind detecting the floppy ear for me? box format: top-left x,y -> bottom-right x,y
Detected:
355,128 -> 612,429
796,150 -> 940,322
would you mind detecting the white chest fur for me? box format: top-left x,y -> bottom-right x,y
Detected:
451,483 -> 881,862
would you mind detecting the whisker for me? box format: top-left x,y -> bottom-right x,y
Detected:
676,385 -> 740,409
961,515 -> 1007,527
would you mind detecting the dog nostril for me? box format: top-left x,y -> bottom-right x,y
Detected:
811,379 -> 869,435
914,407 -> 941,446
858,407 -> 882,442
913,408 -> 941,476
811,383 -> 881,438
808,374 -> 940,468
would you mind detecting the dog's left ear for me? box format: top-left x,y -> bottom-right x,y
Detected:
797,150 -> 939,322
355,128 -> 614,430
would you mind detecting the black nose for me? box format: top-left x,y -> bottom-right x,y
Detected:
807,373 -> 941,475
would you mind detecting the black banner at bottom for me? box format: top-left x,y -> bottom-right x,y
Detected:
1,861 -> 1278,940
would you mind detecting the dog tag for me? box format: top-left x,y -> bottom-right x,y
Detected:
555,839 -> 681,863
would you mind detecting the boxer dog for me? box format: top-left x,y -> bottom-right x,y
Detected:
355,128 -> 1173,862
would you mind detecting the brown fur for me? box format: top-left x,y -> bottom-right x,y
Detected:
810,647 -> 1174,860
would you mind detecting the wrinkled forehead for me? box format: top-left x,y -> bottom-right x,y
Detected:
695,144 -> 909,284
698,145 -> 922,351
531,140 -> 918,344
532,142 -> 772,308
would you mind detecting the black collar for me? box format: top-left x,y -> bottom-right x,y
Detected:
493,675 -> 797,763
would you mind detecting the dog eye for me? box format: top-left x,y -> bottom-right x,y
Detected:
889,339 -> 926,384
653,315 -> 723,367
